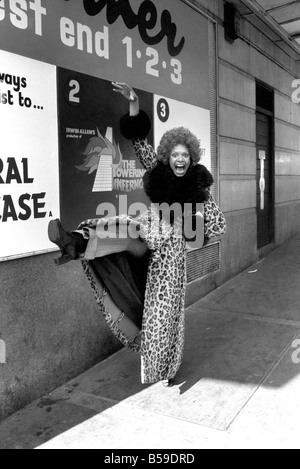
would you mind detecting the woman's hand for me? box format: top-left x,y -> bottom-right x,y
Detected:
112,82 -> 138,101
112,82 -> 139,116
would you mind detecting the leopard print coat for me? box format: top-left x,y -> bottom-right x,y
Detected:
79,135 -> 218,384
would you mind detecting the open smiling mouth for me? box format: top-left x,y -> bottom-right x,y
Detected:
175,164 -> 186,174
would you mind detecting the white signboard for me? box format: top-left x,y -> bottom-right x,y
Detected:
154,95 -> 211,171
0,50 -> 60,260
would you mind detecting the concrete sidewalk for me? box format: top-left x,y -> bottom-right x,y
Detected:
1,234 -> 300,449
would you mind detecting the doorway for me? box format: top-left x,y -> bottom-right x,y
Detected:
256,83 -> 274,249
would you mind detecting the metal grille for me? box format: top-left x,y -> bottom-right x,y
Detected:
187,242 -> 220,283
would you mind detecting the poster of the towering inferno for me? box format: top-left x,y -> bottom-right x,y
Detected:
57,69 -> 153,230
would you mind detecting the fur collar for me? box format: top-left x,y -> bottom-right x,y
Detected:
143,162 -> 213,207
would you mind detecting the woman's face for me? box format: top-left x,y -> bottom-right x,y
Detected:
169,144 -> 191,177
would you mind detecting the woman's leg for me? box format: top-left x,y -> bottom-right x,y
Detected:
48,218 -> 148,265
48,219 -> 148,349
84,260 -> 143,351
103,291 -> 142,346
83,221 -> 148,261
88,251 -> 150,349
90,251 -> 149,329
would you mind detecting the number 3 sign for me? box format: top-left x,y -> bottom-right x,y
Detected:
157,98 -> 170,123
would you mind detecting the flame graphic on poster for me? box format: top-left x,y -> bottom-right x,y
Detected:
77,127 -> 122,192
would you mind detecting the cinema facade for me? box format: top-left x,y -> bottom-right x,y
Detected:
0,0 -> 300,420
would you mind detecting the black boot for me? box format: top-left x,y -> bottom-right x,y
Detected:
48,219 -> 87,266
162,378 -> 175,388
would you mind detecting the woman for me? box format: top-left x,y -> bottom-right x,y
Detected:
49,82 -> 225,386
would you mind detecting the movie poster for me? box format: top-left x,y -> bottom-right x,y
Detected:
0,50 -> 59,260
58,68 -> 153,230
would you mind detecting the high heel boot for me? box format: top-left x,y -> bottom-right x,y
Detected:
48,219 -> 88,266
162,378 -> 175,387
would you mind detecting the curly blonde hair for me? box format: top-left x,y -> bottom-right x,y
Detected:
156,127 -> 201,166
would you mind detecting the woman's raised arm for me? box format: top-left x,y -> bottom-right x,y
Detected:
112,82 -> 139,116
112,82 -> 157,171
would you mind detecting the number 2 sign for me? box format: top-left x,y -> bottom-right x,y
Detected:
63,76 -> 81,107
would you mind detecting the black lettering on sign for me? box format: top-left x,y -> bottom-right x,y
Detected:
19,194 -> 31,221
0,193 -> 47,222
2,195 -> 18,222
81,0 -> 185,57
0,73 -> 27,92
0,158 -> 34,184
0,159 -> 3,184
6,158 -> 22,184
22,158 -> 34,184
32,192 -> 47,219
